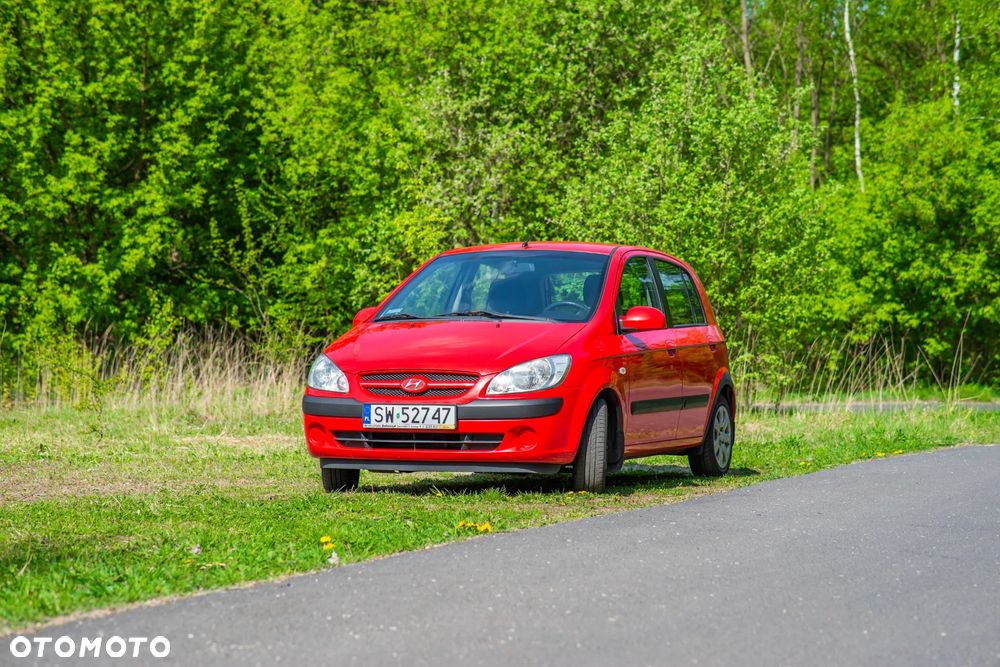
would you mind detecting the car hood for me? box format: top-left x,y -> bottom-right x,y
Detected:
326,320 -> 586,376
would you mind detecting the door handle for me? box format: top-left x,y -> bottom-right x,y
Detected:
667,348 -> 677,357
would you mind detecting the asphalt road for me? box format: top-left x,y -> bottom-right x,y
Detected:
6,445 -> 1000,667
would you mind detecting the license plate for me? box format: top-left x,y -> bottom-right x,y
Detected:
362,404 -> 457,430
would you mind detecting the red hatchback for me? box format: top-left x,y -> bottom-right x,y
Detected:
302,242 -> 735,492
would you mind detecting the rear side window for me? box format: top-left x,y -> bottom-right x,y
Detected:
654,260 -> 706,326
617,257 -> 659,313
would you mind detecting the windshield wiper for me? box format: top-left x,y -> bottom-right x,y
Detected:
376,312 -> 423,321
435,310 -> 551,321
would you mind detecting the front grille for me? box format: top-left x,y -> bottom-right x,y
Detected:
334,431 -> 502,451
361,372 -> 478,383
360,370 -> 478,397
366,387 -> 467,397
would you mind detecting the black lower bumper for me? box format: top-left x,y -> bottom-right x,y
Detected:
319,458 -> 561,474
302,395 -> 563,420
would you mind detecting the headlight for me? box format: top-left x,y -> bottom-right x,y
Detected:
486,355 -> 571,395
307,355 -> 349,393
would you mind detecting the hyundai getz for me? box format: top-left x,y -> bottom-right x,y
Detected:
302,242 -> 735,492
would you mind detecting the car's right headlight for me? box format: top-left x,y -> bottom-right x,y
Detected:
307,355 -> 349,393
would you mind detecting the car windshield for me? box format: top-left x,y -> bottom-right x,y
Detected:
376,250 -> 609,323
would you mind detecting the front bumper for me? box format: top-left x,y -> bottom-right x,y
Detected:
302,393 -> 580,470
302,395 -> 563,420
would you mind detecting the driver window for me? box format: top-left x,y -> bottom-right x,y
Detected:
547,272 -> 597,304
618,257 -> 658,313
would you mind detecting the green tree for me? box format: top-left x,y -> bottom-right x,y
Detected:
824,99 -> 1000,378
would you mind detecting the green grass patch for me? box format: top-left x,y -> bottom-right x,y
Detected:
1,405 -> 998,632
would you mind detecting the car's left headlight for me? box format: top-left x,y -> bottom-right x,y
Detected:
307,354 -> 349,393
486,354 -> 572,395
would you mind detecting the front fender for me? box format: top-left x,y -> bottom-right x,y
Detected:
565,359 -> 628,470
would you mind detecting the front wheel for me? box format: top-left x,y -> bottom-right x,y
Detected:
571,398 -> 608,492
321,466 -> 360,492
688,399 -> 734,477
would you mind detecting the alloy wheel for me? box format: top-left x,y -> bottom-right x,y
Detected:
713,404 -> 733,469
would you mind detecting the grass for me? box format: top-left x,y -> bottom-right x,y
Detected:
749,383 -> 1000,407
1,403 -> 999,634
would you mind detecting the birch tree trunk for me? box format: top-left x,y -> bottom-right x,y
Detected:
825,72 -> 837,173
810,73 -> 820,189
740,0 -> 755,97
952,13 -> 961,112
792,17 -> 805,151
843,0 -> 864,193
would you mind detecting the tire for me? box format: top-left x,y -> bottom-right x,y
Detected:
321,466 -> 360,492
571,398 -> 608,492
688,397 -> 735,477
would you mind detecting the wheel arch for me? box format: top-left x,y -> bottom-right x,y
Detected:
712,369 -> 736,422
568,374 -> 626,474
595,387 -> 625,473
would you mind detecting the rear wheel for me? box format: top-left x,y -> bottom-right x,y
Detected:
688,398 -> 734,477
571,398 -> 608,492
321,465 -> 360,492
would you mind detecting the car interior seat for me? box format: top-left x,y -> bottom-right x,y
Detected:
486,273 -> 543,316
583,274 -> 602,312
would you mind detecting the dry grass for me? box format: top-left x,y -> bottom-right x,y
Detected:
1,328 -> 308,420
4,329 -> 995,417
0,433 -> 303,504
733,333 -> 998,408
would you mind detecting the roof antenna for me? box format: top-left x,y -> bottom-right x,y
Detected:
521,240 -> 529,248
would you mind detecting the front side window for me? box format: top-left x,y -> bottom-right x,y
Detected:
617,257 -> 659,313
654,260 -> 706,326
376,250 -> 608,323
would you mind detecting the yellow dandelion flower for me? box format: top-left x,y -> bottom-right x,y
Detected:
320,535 -> 332,544
799,461 -> 810,466
435,492 -> 443,497
875,452 -> 885,457
323,543 -> 335,551
199,562 -> 227,570
892,449 -> 903,455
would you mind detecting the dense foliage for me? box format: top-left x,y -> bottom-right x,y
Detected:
1,0 -> 997,398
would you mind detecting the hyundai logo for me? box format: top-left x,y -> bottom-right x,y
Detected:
401,376 -> 428,393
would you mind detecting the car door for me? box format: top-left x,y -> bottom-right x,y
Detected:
653,259 -> 715,441
617,255 -> 683,451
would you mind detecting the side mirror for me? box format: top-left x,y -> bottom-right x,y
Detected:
353,306 -> 378,328
620,305 -> 665,332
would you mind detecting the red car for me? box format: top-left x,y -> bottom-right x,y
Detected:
302,242 -> 735,492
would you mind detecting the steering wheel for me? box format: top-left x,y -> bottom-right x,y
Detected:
543,301 -> 590,316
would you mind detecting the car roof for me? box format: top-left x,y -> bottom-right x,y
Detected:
440,241 -> 668,257
438,242 -> 687,266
